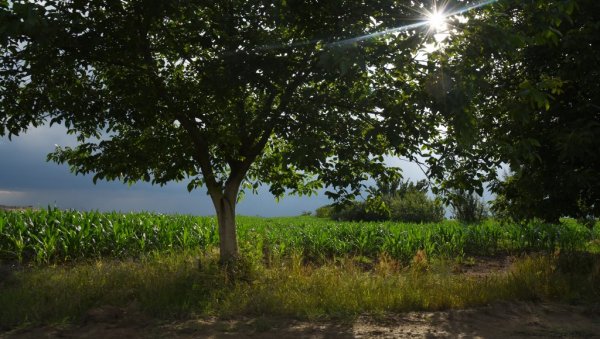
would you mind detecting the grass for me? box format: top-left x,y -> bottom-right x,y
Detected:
1,250 -> 599,329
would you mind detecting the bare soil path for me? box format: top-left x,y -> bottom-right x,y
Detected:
3,302 -> 599,338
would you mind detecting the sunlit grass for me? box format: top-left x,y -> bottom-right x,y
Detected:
1,251 -> 598,329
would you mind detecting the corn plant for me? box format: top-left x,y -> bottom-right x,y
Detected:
0,209 -> 596,264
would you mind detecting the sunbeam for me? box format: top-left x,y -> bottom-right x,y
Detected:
255,0 -> 498,52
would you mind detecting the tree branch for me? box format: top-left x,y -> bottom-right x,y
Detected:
129,12 -> 222,196
176,115 -> 221,194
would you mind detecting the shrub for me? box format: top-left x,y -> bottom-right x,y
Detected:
388,191 -> 444,223
326,191 -> 444,223
330,201 -> 387,222
450,190 -> 488,224
315,205 -> 334,218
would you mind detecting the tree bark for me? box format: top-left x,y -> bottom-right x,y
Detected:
212,195 -> 238,263
211,192 -> 238,263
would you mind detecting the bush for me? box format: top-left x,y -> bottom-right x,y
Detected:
450,190 -> 488,224
315,205 -> 334,218
330,201 -> 387,222
388,191 -> 444,223
325,191 -> 444,223
316,179 -> 444,223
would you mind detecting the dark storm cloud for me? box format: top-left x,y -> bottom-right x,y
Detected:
0,124 -> 135,191
1,125 -> 445,216
0,125 -> 332,216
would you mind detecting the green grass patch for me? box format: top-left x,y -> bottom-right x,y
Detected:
1,251 -> 598,329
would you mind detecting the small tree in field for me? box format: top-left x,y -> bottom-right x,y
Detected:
1,1 -> 439,262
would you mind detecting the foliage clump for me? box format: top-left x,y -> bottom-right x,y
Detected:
315,205 -> 334,219
449,190 -> 488,224
423,0 -> 600,226
320,179 -> 444,223
491,174 -> 598,227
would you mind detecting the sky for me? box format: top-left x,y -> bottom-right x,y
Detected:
0,124 -> 428,217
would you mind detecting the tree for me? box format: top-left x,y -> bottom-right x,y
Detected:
370,171 -> 428,198
1,1 -> 440,261
421,0 -> 600,223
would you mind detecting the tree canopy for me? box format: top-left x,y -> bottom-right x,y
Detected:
0,0 -> 446,260
422,0 -> 600,223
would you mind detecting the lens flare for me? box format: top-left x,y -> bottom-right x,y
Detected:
255,0 -> 498,52
427,11 -> 447,32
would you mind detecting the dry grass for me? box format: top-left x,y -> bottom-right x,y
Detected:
1,250 -> 599,330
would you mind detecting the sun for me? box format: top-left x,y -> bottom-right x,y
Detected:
427,11 -> 448,32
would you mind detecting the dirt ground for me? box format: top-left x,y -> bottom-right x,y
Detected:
3,301 -> 599,339
0,205 -> 36,211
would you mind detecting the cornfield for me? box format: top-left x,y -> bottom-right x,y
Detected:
0,208 -> 597,264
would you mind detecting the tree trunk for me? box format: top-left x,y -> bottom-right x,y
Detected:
211,192 -> 238,263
